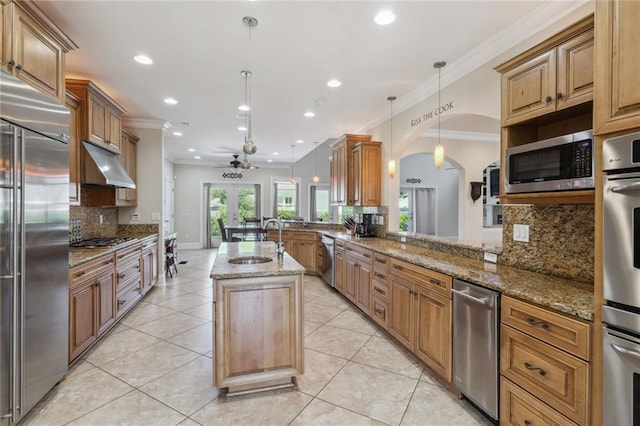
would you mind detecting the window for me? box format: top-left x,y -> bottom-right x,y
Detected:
310,185 -> 330,221
273,181 -> 299,219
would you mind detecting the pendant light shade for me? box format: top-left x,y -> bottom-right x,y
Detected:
312,141 -> 320,183
387,96 -> 396,178
434,61 -> 446,170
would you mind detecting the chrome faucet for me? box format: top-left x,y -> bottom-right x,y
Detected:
263,218 -> 285,259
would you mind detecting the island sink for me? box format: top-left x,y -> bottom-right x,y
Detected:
228,256 -> 273,265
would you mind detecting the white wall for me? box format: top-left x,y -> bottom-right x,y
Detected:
118,121 -> 166,227
164,158 -> 175,235
294,140 -> 332,220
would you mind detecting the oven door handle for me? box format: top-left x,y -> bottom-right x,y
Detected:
611,343 -> 640,365
611,181 -> 640,193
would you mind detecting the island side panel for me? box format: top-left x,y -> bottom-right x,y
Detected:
214,273 -> 304,389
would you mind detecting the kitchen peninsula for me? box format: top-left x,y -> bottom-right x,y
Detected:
210,241 -> 305,395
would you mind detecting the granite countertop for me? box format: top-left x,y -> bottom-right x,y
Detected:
210,241 -> 305,280
69,232 -> 159,268
319,233 -> 594,321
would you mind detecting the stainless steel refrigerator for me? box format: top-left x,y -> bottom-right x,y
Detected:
0,70 -> 70,425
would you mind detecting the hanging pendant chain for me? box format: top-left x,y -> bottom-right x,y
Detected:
438,67 -> 441,145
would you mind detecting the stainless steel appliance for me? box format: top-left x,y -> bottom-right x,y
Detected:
1,70 -> 70,425
70,236 -> 135,248
452,279 -> 500,421
321,235 -> 334,287
354,213 -> 376,237
602,130 -> 640,425
505,129 -> 594,194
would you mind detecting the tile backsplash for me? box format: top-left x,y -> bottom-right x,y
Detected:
500,204 -> 594,283
69,206 -> 118,240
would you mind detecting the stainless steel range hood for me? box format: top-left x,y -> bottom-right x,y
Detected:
82,141 -> 136,188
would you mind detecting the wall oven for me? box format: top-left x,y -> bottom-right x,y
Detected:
602,130 -> 640,426
505,130 -> 594,194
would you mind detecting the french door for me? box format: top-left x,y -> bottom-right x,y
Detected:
203,183 -> 260,248
399,187 -> 436,235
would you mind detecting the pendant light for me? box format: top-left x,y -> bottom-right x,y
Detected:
290,144 -> 296,184
434,61 -> 446,170
387,96 -> 396,178
312,141 -> 320,183
241,16 -> 258,156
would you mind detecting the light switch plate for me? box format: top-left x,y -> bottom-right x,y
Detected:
151,212 -> 161,221
513,224 -> 529,242
131,213 -> 140,221
483,252 -> 498,263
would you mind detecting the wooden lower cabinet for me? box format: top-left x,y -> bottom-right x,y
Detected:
500,296 -> 591,425
335,244 -> 346,294
69,259 -> 116,362
388,263 -> 452,383
344,255 -> 358,304
501,377 -> 578,426
141,237 -> 159,294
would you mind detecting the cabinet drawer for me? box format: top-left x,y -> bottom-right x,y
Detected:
69,253 -> 114,287
140,236 -> 158,253
371,297 -> 388,329
115,243 -> 141,267
344,243 -> 372,265
501,326 -> 589,425
389,258 -> 451,298
502,296 -> 591,360
501,378 -> 577,426
116,278 -> 142,318
373,253 -> 388,272
116,259 -> 141,290
290,231 -> 316,242
371,274 -> 389,302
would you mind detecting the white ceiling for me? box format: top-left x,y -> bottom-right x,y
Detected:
35,0 -> 587,168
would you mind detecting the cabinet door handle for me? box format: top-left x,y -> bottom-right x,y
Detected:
545,95 -> 553,104
363,253 -> 370,258
374,273 -> 385,280
346,247 -> 353,251
103,259 -> 113,265
524,362 -> 546,376
374,287 -> 386,295
75,271 -> 86,278
7,59 -> 15,68
524,421 -> 531,426
118,254 -> 126,259
375,307 -> 385,315
393,264 -> 403,271
375,258 -> 386,264
526,318 -> 549,329
556,92 -> 563,100
15,64 -> 22,72
119,273 -> 126,279
118,299 -> 126,306
429,278 -> 441,286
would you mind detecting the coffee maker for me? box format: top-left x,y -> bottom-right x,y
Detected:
355,213 -> 376,237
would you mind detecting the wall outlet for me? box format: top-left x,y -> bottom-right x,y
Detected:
378,215 -> 384,225
483,252 -> 498,263
400,236 -> 407,243
151,212 -> 161,221
131,212 -> 140,221
99,214 -> 104,224
513,224 -> 530,242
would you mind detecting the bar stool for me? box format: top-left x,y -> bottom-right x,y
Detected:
165,237 -> 178,277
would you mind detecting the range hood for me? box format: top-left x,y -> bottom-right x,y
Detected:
82,141 -> 136,189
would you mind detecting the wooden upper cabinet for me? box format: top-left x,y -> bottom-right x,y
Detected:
594,0 -> 640,135
1,1 -> 76,102
116,129 -> 138,206
330,134 -> 381,206
497,16 -> 594,126
66,79 -> 126,154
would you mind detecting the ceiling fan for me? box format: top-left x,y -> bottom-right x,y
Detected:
214,154 -> 259,170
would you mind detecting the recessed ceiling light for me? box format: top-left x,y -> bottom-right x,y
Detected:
374,10 -> 395,25
267,159 -> 273,163
304,112 -> 315,118
327,79 -> 342,88
134,55 -> 153,65
173,131 -> 183,136
238,105 -> 250,112
194,156 -> 201,159
296,139 -> 304,144
188,148 -> 195,152
164,97 -> 178,105
272,152 -> 279,156
238,126 -> 248,131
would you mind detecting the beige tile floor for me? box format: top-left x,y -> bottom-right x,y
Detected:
22,249 -> 493,426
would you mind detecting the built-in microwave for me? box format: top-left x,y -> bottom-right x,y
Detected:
505,130 -> 594,194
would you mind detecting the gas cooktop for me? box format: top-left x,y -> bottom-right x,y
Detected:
70,236 -> 135,249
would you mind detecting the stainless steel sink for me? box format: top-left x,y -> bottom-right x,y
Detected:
228,256 -> 273,265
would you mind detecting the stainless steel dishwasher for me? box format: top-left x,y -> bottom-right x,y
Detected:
321,235 -> 335,287
452,279 -> 500,422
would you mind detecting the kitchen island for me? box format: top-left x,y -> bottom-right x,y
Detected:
210,241 -> 305,395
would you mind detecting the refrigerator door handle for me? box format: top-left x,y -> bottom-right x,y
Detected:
18,128 -> 25,416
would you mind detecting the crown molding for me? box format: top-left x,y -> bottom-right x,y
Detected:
122,118 -> 172,130
359,0 -> 591,133
421,129 -> 500,143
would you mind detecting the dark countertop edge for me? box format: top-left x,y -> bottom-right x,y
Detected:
69,232 -> 159,268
